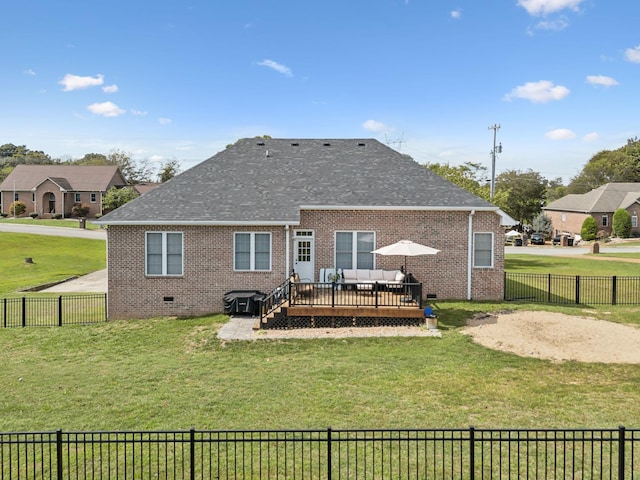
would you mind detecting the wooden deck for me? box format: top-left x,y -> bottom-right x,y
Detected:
260,287 -> 424,329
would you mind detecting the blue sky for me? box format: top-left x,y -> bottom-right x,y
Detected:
2,0 -> 640,183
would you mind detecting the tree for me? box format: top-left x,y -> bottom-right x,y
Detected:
426,162 -> 490,200
581,216 -> 598,241
102,187 -> 139,212
568,138 -> 640,193
531,212 -> 552,236
495,169 -> 547,225
71,203 -> 90,218
158,159 -> 181,183
612,208 -> 632,238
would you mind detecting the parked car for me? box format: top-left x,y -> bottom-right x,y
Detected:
530,233 -> 545,245
552,235 -> 561,246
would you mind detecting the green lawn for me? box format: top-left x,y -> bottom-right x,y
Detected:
0,233 -> 105,296
0,239 -> 639,431
506,254 -> 640,275
0,217 -> 101,230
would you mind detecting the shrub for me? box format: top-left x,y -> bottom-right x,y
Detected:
53,213 -> 63,220
0,212 -> 8,218
9,201 -> 26,217
71,203 -> 90,218
612,208 -> 632,238
29,212 -> 38,218
581,216 -> 598,241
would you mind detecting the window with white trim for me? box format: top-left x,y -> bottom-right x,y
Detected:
234,232 -> 271,271
633,215 -> 638,228
74,193 -> 81,202
335,231 -> 375,270
146,232 -> 183,276
473,232 -> 494,268
602,214 -> 608,227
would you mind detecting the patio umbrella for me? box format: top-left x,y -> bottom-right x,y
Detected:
505,230 -> 521,237
371,240 -> 440,273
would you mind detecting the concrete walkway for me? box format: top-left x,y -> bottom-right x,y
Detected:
40,269 -> 107,293
217,316 -> 258,340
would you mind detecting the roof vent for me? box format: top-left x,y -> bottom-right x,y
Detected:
357,142 -> 366,147
291,142 -> 299,146
256,142 -> 265,146
265,150 -> 270,157
323,142 -> 331,146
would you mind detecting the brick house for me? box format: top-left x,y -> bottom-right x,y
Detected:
543,183 -> 640,238
0,165 -> 127,218
97,138 -> 507,319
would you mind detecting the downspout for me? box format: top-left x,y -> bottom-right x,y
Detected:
467,210 -> 475,300
285,224 -> 290,277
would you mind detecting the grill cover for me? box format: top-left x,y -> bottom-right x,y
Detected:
223,290 -> 265,316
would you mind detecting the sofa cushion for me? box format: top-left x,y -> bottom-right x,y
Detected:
369,269 -> 384,281
382,270 -> 397,281
395,271 -> 405,282
342,269 -> 357,282
356,269 -> 370,281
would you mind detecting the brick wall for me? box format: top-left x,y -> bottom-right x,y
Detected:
106,209 -> 504,319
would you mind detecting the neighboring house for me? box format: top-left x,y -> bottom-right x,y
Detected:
96,138 -> 507,319
543,183 -> 640,237
132,182 -> 162,196
0,165 -> 128,218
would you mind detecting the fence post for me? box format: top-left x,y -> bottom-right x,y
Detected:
22,296 -> 26,327
612,276 -> 617,306
469,426 -> 475,480
327,426 -> 332,480
547,273 -> 552,303
575,275 -> 580,304
618,425 -> 626,480
56,429 -> 63,480
190,428 -> 196,480
3,298 -> 6,328
58,296 -> 63,327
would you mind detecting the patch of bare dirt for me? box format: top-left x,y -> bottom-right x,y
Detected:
462,311 -> 640,364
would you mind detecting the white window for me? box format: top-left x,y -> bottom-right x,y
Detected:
473,232 -> 494,268
90,193 -> 97,203
633,216 -> 638,228
602,214 -> 608,227
146,232 -> 183,276
234,232 -> 271,271
74,193 -> 81,202
335,231 -> 375,270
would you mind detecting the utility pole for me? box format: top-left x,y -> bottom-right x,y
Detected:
488,124 -> 502,202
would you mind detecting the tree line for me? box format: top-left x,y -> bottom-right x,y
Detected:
426,137 -> 640,227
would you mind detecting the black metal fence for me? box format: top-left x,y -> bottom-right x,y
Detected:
0,294 -> 107,327
1,427 -> 638,479
505,272 -> 640,305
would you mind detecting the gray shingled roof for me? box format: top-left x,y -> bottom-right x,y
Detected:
0,165 -> 125,192
544,182 -> 640,213
98,138 -> 495,224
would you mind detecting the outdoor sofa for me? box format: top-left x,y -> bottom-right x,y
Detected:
342,269 -> 405,292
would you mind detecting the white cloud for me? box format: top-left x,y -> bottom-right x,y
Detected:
362,119 -> 389,133
583,132 -> 599,141
534,17 -> 569,31
624,45 -> 640,63
545,128 -> 576,140
450,9 -> 462,19
158,117 -> 172,125
87,101 -> 125,117
517,0 -> 584,16
102,84 -> 119,93
503,80 -> 570,103
257,59 -> 293,77
131,109 -> 148,116
59,74 -> 104,91
586,75 -> 619,87
24,69 -> 36,76
149,154 -> 164,162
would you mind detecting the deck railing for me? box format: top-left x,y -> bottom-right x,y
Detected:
260,280 -> 422,323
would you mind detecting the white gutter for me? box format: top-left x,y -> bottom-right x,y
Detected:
467,209 -> 475,300
94,220 -> 301,227
300,205 -> 499,212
